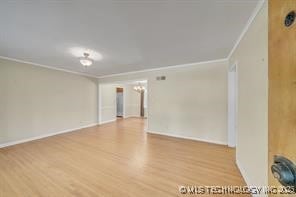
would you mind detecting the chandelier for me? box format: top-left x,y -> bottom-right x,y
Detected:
133,83 -> 145,92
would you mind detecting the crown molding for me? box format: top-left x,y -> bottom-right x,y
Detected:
97,58 -> 228,79
0,55 -> 98,78
0,55 -> 228,79
227,0 -> 266,59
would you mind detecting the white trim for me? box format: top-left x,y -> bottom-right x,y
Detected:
227,0 -> 266,59
0,55 -> 98,78
98,84 -> 102,124
0,123 -> 98,148
97,83 -> 100,124
98,119 -> 117,125
236,159 -> 255,197
0,55 -> 228,79
123,115 -> 141,119
228,63 -> 237,147
236,159 -> 251,185
147,130 -> 227,145
98,58 -> 228,79
236,159 -> 268,197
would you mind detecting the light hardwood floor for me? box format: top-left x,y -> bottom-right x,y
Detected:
0,118 -> 247,197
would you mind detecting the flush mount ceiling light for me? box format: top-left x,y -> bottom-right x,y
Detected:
69,47 -> 103,67
80,52 -> 93,67
69,47 -> 103,61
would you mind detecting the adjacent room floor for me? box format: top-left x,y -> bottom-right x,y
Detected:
0,118 -> 247,196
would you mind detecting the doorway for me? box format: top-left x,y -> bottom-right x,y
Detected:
98,80 -> 148,126
116,87 -> 124,118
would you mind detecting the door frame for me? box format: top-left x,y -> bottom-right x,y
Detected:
228,62 -> 238,147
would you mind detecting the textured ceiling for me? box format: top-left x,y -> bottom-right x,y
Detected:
0,0 -> 259,77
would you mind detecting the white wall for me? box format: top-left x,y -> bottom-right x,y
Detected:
99,84 -> 117,124
0,58 -> 98,145
99,60 -> 228,145
124,85 -> 141,118
143,85 -> 148,118
229,1 -> 268,192
228,68 -> 237,147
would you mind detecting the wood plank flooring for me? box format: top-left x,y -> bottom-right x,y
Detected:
0,118 -> 247,197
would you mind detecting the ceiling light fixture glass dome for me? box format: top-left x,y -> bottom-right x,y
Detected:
80,52 -> 93,67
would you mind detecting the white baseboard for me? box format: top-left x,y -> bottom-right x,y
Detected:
146,130 -> 227,145
0,123 -> 98,148
236,159 -> 266,197
99,119 -> 117,125
236,159 -> 251,187
123,115 -> 141,119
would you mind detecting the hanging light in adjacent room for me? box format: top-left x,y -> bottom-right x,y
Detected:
133,83 -> 145,92
80,52 -> 93,67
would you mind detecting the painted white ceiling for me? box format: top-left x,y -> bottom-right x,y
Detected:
0,0 -> 259,77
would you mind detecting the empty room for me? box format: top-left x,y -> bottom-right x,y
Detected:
0,0 -> 295,196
